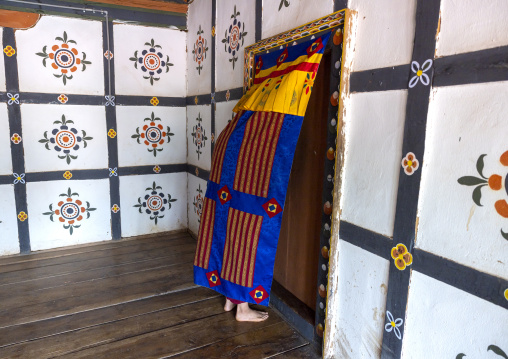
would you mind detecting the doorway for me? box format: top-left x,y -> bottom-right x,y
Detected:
274,50 -> 332,314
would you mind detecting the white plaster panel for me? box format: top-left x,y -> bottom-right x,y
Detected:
0,27 -> 6,91
215,0 -> 255,91
262,0 -> 334,39
116,106 -> 186,167
27,179 -> 111,251
187,0 -> 212,96
16,16 -> 104,95
113,23 -> 186,97
0,184 -> 20,255
402,272 -> 508,359
348,0 -> 417,71
21,104 -> 108,172
187,173 -> 207,237
215,100 -> 237,138
416,82 -> 508,278
340,90 -> 407,237
187,105 -> 211,171
0,103 -> 12,175
328,239 -> 389,358
119,173 -> 187,238
436,0 -> 508,57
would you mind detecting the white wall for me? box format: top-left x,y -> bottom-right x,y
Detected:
325,0 -> 508,358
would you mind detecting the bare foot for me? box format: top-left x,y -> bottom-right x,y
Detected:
235,302 -> 269,322
224,298 -> 236,312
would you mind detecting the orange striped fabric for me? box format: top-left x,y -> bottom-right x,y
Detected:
209,110 -> 245,184
193,197 -> 216,269
221,207 -> 263,287
233,111 -> 284,197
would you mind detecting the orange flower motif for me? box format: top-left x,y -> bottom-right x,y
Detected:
54,200 -> 84,222
391,243 -> 413,271
211,26 -> 216,37
108,129 -> 116,138
153,165 -> 161,173
49,43 -> 81,73
3,45 -> 15,57
58,94 -> 68,104
17,211 -> 27,221
401,152 -> 419,175
150,97 -> 159,106
36,31 -> 91,85
111,204 -> 120,213
132,112 -> 174,157
63,171 -> 72,180
11,133 -> 22,144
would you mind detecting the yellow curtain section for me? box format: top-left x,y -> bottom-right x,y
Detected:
233,52 -> 323,117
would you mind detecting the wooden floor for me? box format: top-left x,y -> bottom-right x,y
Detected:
0,231 -> 319,358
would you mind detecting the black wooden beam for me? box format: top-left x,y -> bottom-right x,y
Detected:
381,0 -> 441,357
350,64 -> 410,93
433,45 -> 508,87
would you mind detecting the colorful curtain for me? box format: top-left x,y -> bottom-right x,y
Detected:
194,32 -> 332,305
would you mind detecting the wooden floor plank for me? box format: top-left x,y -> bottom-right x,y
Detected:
0,263 -> 195,327
0,287 -> 218,348
54,309 -> 283,359
171,321 -> 308,359
0,235 -> 192,274
0,233 -> 307,359
0,240 -> 194,286
0,252 -> 196,310
268,344 -> 321,358
0,296 -> 227,358
0,244 -> 195,294
0,230 -> 188,266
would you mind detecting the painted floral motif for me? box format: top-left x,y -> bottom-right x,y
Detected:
458,151 -> 508,240
221,5 -> 248,69
131,112 -> 174,157
191,112 -> 208,160
194,96 -> 198,105
109,167 -> 118,177
133,181 -> 177,225
18,211 -> 27,222
193,184 -> 204,223
278,0 -> 290,11
105,96 -> 115,106
401,152 -> 419,175
129,39 -> 173,85
193,25 -> 208,75
408,59 -> 432,88
104,50 -> 113,59
111,204 -> 120,213
7,93 -> 19,105
36,31 -> 91,85
58,94 -> 68,104
43,187 -> 96,235
457,344 -> 507,359
4,45 -> 15,57
11,133 -> 22,144
225,90 -> 230,101
150,97 -> 159,106
63,171 -> 72,180
195,167 -> 199,177
108,129 -> 116,138
38,115 -> 92,165
211,26 -> 216,38
384,311 -> 403,340
504,288 -> 508,301
303,72 -> 316,95
13,173 -> 25,184
391,243 -> 413,271
153,165 -> 161,173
